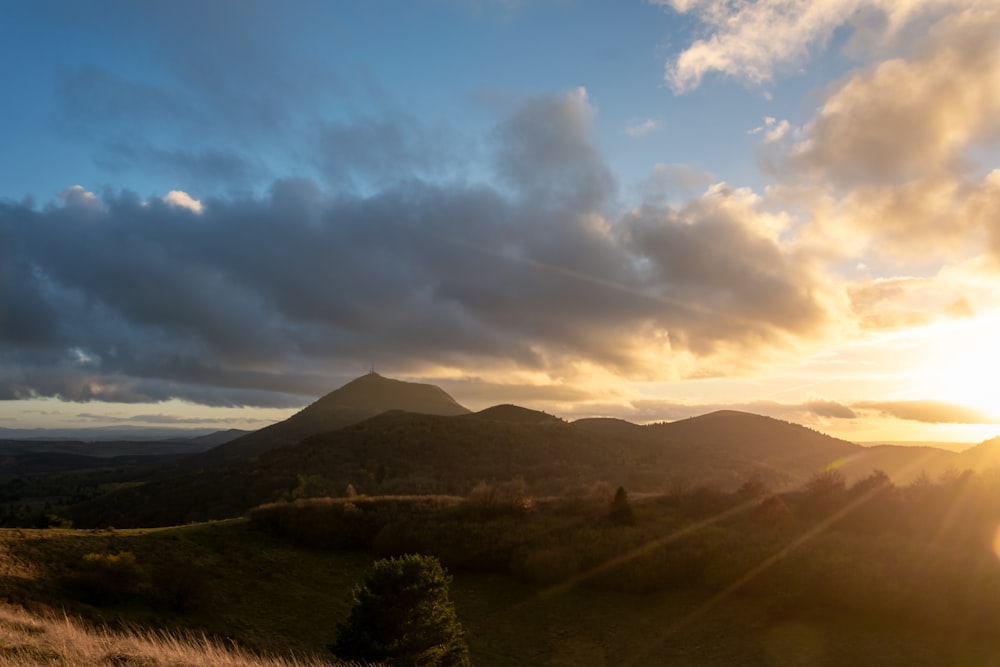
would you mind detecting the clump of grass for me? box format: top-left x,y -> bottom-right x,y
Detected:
0,604 -> 368,667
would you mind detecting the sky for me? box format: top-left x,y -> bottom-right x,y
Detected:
2,0 -> 999,443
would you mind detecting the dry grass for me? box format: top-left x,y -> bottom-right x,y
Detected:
0,604 -> 365,667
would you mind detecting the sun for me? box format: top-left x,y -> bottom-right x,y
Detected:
908,314 -> 1000,420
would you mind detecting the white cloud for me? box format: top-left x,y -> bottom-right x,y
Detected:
58,185 -> 100,209
749,116 -> 790,143
656,0 -> 975,92
624,118 -> 658,137
162,190 -> 203,214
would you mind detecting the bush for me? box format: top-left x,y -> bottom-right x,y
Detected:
333,554 -> 471,667
608,486 -> 635,525
66,551 -> 144,605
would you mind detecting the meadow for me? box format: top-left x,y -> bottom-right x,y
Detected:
3,468 -> 1000,665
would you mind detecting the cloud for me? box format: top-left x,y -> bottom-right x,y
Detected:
58,185 -> 100,209
755,4 -> 1000,266
621,184 -> 841,357
848,276 -> 979,330
313,115 -> 465,191
748,117 -> 790,144
636,163 -> 715,205
0,92 -> 842,407
625,119 -> 658,137
162,191 -> 203,214
657,0 -> 972,92
805,399 -> 858,419
854,400 -> 996,424
75,412 -> 272,425
95,141 -> 262,193
492,87 -> 615,209
787,5 -> 1000,188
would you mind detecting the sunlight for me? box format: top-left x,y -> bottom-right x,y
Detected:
909,314 -> 1000,420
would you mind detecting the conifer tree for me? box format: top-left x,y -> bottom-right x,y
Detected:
609,485 -> 636,525
334,554 -> 471,667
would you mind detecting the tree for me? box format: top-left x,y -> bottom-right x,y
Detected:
800,469 -> 847,519
609,485 -> 635,525
333,554 -> 471,667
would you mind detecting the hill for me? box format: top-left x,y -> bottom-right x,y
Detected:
649,410 -> 863,486
197,372 -> 470,465
7,504 -> 1000,667
956,436 -> 1000,470
66,408 -> 874,528
469,404 -> 563,424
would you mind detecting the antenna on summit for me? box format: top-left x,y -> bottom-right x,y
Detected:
370,361 -> 375,375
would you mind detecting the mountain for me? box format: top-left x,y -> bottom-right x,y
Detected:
653,410 -> 861,468
469,404 -> 563,424
66,404 -> 877,528
0,432 -> 237,459
50,375 -> 998,529
956,436 -> 1000,470
186,429 -> 252,448
0,426 -> 230,442
197,372 -> 470,464
836,444 -> 957,485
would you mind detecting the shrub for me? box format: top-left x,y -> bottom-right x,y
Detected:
608,486 -> 635,526
466,477 -> 534,517
333,554 -> 471,667
749,494 -> 793,528
66,551 -> 144,605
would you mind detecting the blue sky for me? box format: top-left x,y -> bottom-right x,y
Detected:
2,0 -> 1000,442
0,1 -> 800,202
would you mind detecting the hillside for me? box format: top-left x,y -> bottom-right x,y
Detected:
837,444 -> 958,485
956,436 -> 1000,470
196,372 -> 470,465
649,410 -> 863,487
29,374 -> 995,529
67,408 -> 877,528
8,499 -> 1000,667
468,404 -> 563,424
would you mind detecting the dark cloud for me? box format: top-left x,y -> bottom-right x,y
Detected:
492,89 -> 615,209
75,412 -> 269,425
314,115 -> 466,191
434,378 -> 599,409
1,92 -> 839,407
854,400 -> 995,424
94,141 -> 263,193
805,400 -> 857,419
621,190 -> 833,356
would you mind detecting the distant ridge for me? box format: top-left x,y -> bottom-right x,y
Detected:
63,381 -> 998,529
470,404 -> 562,424
198,372 -> 470,464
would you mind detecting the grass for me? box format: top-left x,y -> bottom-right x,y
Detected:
0,603 -> 364,666
3,518 -> 1000,666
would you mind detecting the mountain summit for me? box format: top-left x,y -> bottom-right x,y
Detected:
316,372 -> 469,416
199,372 -> 470,464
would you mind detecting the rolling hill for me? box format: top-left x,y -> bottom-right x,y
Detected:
65,401 -> 882,528
16,372 -> 989,529
195,372 -> 470,465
